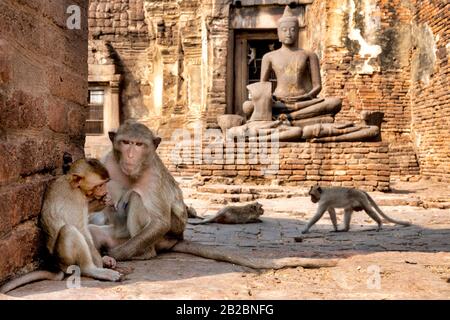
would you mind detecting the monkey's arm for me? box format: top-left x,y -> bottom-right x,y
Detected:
82,228 -> 103,268
327,208 -> 338,231
108,220 -> 170,260
301,204 -> 328,234
108,192 -> 171,261
88,198 -> 108,213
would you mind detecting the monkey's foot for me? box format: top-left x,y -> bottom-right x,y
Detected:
114,265 -> 135,276
84,268 -> 123,282
102,255 -> 117,269
299,228 -> 310,235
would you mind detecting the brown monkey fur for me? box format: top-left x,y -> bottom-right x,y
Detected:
0,159 -> 122,294
190,202 -> 264,225
94,120 -> 336,269
301,185 -> 411,234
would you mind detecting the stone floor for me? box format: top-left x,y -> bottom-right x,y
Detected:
1,180 -> 450,300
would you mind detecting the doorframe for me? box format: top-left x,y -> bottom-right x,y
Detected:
226,29 -> 279,116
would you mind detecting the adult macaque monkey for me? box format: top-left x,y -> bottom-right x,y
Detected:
96,120 -> 336,269
301,185 -> 411,234
0,159 -> 122,294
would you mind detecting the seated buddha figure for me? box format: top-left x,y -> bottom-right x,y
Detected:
254,6 -> 342,125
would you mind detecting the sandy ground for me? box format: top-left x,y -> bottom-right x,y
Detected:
1,180 -> 449,300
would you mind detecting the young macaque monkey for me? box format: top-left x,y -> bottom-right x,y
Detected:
300,185 -> 411,234
0,159 -> 122,294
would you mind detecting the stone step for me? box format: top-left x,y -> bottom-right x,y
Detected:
190,192 -> 257,204
195,184 -> 307,197
188,188 -> 450,209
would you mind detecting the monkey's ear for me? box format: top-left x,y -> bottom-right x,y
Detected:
153,137 -> 162,149
108,131 -> 117,144
69,173 -> 83,188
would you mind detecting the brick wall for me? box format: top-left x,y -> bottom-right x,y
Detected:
0,0 -> 88,283
86,0 -> 448,182
158,141 -> 391,191
306,0 -> 421,180
410,0 -> 450,182
88,0 -> 150,123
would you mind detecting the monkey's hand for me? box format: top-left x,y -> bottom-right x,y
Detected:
89,198 -> 108,213
102,255 -> 117,269
103,194 -> 114,207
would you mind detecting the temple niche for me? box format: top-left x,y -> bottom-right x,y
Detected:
223,6 -> 384,143
86,0 -> 450,185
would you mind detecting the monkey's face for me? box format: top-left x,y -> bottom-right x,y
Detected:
308,186 -> 321,203
79,173 -> 109,201
254,202 -> 264,216
117,139 -> 149,178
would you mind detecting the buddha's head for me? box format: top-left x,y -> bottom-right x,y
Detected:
277,6 -> 299,46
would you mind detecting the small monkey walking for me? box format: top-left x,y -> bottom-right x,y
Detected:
0,159 -> 122,294
301,186 -> 411,234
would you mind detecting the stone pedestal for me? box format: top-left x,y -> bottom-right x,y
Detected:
158,140 -> 391,191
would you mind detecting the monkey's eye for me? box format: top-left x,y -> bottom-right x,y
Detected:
122,140 -> 130,145
135,142 -> 144,147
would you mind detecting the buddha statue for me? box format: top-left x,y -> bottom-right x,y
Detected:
224,6 -> 381,143
259,5 -> 341,124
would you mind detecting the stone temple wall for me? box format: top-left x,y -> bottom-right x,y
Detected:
409,0 -> 449,182
306,0 -> 420,181
87,0 -> 208,139
0,0 -> 88,283
86,0 -> 448,182
158,141 -> 390,192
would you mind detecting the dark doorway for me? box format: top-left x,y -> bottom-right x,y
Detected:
232,30 -> 281,116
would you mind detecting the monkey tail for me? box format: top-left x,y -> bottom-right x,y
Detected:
365,193 -> 411,226
188,216 -> 216,225
172,241 -> 337,269
0,271 -> 64,294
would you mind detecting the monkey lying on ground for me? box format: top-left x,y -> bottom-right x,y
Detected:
300,185 -> 411,234
90,120 -> 336,269
0,159 -> 122,294
190,202 -> 264,225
